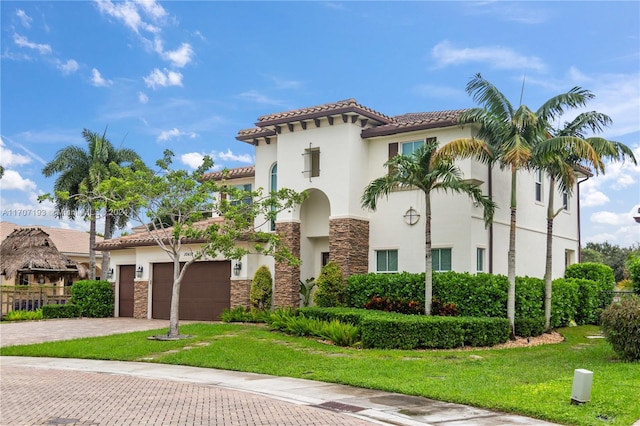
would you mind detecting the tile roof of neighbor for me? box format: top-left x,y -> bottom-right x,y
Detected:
236,99 -> 468,141
203,166 -> 255,181
94,217 -> 225,250
0,221 -> 103,256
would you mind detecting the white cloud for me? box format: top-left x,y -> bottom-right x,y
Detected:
137,0 -> 168,20
138,91 -> 149,104
590,211 -> 629,226
0,138 -> 32,167
237,90 -> 284,106
143,68 -> 183,89
162,42 -> 194,68
431,40 -> 546,72
58,59 -> 79,75
0,170 -> 36,191
180,152 -> 205,169
13,33 -> 52,55
91,68 -> 112,86
217,149 -> 253,164
157,128 -> 197,142
95,0 -> 160,34
16,9 -> 33,28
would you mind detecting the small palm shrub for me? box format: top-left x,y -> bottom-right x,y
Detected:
250,265 -> 273,309
299,277 -> 316,307
600,295 -> 640,361
320,320 -> 360,347
221,306 -> 267,323
313,262 -> 346,307
3,309 -> 43,321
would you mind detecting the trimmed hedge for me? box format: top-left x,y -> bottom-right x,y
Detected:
550,278 -> 579,328
71,280 -> 114,318
42,304 -> 81,319
514,317 -> 545,337
565,262 -> 615,308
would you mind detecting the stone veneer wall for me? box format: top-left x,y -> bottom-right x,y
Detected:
329,217 -> 369,278
133,280 -> 148,319
230,279 -> 252,308
274,221 -> 301,308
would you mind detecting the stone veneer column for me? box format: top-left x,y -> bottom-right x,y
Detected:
133,280 -> 149,319
230,279 -> 252,308
329,217 -> 369,278
274,221 -> 301,308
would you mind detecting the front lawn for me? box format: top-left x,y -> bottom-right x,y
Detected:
1,324 -> 638,426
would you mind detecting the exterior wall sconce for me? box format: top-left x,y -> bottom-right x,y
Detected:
136,266 -> 143,278
233,262 -> 242,276
106,268 -> 114,280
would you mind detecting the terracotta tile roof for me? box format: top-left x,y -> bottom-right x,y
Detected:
237,127 -> 277,138
361,109 -> 469,138
95,217 -> 225,250
254,98 -> 393,127
0,221 -> 103,256
203,165 -> 255,181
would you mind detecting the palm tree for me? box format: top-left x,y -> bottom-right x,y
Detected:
43,128 -> 140,279
452,73 -> 600,336
361,139 -> 495,315
533,112 -> 636,330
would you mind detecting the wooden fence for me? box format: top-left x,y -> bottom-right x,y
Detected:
0,285 -> 72,316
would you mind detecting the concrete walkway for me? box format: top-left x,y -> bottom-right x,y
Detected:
0,318 -> 560,426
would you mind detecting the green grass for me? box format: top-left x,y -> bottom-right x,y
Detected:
2,324 -> 638,425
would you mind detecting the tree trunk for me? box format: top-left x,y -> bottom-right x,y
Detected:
89,209 -> 97,280
544,177 -> 555,332
101,211 -> 112,281
424,193 -> 433,315
168,256 -> 182,338
507,169 -> 517,339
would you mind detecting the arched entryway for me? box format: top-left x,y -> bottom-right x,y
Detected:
299,189 -> 331,283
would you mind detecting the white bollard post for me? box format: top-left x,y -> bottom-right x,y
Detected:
571,369 -> 593,404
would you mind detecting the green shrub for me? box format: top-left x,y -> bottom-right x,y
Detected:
600,295 -> 640,361
70,280 -> 114,317
298,307 -> 375,326
313,262 -> 346,307
514,318 -> 545,337
3,309 -> 43,321
360,315 -> 465,349
285,315 -> 325,337
221,306 -> 267,323
550,279 -> 579,328
515,276 -> 544,319
250,265 -> 273,309
319,320 -> 361,347
572,278 -> 601,325
628,258 -> 640,294
299,277 -> 316,307
42,304 -> 81,319
264,307 -> 298,331
431,299 -> 459,316
346,272 -> 424,308
364,295 -> 423,315
462,317 -> 511,347
565,262 -> 615,307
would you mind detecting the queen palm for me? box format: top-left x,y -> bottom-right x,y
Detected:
361,139 -> 495,315
42,128 -> 140,279
533,112 -> 636,330
451,73 -> 601,336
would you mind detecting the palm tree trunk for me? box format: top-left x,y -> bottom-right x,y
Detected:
89,209 -> 97,280
424,193 -> 433,315
507,169 -> 517,339
101,210 -> 112,280
544,177 -> 555,331
168,256 -> 182,338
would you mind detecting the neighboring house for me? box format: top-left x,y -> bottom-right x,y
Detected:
0,221 -> 102,286
100,98 -> 587,321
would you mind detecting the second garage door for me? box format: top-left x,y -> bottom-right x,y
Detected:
152,261 -> 231,321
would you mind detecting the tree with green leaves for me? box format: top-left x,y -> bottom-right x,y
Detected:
361,140 -> 495,315
452,73 -> 601,336
41,128 -> 141,279
583,242 -> 640,282
532,111 -> 636,330
97,150 -> 305,338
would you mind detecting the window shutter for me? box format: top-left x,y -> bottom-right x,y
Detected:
388,143 -> 398,175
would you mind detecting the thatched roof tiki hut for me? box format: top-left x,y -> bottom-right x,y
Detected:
0,228 -> 88,286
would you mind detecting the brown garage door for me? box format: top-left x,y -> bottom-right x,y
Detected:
151,261 -> 231,321
118,265 -> 135,317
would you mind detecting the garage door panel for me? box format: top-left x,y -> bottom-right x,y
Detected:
118,265 -> 135,317
152,261 -> 230,321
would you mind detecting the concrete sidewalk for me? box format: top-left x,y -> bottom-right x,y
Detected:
0,318 -> 561,425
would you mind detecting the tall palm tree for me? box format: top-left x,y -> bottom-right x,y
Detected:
43,129 -> 140,279
452,73 -> 600,336
361,139 -> 495,315
533,112 -> 636,330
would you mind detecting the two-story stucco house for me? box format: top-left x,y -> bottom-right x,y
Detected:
99,99 -> 588,321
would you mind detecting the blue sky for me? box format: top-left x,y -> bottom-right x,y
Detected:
1,1 -> 639,247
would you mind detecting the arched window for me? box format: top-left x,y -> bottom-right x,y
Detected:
270,163 -> 277,231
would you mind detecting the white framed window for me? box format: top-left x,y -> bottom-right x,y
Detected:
562,189 -> 569,211
432,248 -> 452,272
231,183 -> 252,206
376,250 -> 398,272
304,147 -> 320,178
477,247 -> 485,272
534,170 -> 543,202
402,140 -> 424,156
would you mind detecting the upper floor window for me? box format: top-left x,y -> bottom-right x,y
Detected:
304,147 -> 320,179
432,248 -> 452,272
534,170 -> 543,202
376,249 -> 398,273
231,183 -> 252,206
562,189 -> 569,211
270,163 -> 277,231
477,247 -> 485,272
402,140 -> 424,156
